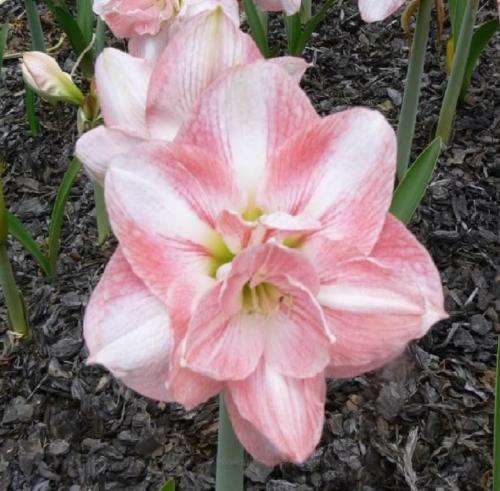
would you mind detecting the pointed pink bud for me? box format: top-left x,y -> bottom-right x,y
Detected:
21,52 -> 84,106
358,0 -> 405,22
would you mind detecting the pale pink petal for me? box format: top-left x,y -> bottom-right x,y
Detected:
128,25 -> 172,62
167,342 -> 223,409
178,0 -> 240,27
146,10 -> 261,140
268,56 -> 310,84
94,0 -> 176,38
95,48 -> 153,135
85,248 -> 172,401
221,243 -> 320,299
262,108 -> 396,254
182,284 -> 265,380
224,391 -> 289,466
228,362 -> 326,463
254,0 -> 300,15
105,142 -> 230,301
75,126 -> 145,183
177,61 -> 319,197
263,278 -> 330,378
317,251 -> 444,378
370,214 -> 447,324
358,0 -> 405,22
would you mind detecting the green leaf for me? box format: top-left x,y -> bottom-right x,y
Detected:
0,23 -> 9,79
76,0 -> 95,45
6,211 -> 51,277
459,19 -> 499,101
284,14 -> 301,55
293,0 -> 338,55
159,479 -> 175,491
25,87 -> 39,137
48,158 -> 82,276
242,0 -> 269,58
24,0 -> 45,51
42,0 -> 93,77
390,137 -> 442,224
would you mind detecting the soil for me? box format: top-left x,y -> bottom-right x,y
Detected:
0,0 -> 499,490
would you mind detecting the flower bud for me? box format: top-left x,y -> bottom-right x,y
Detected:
21,52 -> 85,106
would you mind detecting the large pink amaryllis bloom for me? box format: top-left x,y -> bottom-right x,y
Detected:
94,0 -> 239,61
85,61 -> 447,465
75,9 -> 307,183
358,0 -> 405,22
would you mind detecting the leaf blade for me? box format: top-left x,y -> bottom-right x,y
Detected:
390,137 -> 442,224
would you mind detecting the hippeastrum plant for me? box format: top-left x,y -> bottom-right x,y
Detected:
21,52 -> 85,106
93,0 -> 240,60
75,9 -> 308,183
82,60 -> 447,475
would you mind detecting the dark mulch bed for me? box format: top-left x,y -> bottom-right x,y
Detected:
1,1 -> 499,489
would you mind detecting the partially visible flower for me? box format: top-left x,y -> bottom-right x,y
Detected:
93,0 -> 182,38
252,0 -> 301,16
84,61 -> 447,465
358,0 -> 405,22
128,0 -> 240,60
94,0 -> 240,61
75,9 -> 308,182
21,52 -> 84,106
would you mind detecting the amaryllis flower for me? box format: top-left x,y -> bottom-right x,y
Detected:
358,0 -> 405,22
94,0 -> 239,61
84,60 -> 447,465
75,9 -> 308,183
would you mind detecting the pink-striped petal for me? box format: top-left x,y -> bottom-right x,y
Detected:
167,342 -> 223,409
262,278 -> 330,377
370,214 -> 446,320
95,48 -> 152,135
228,362 -> 326,463
262,108 -> 396,254
317,236 -> 445,378
75,126 -> 145,183
146,10 -> 261,140
182,284 -> 266,380
105,142 -> 231,301
176,61 -> 319,197
224,391 -> 289,466
358,0 -> 405,22
84,248 -> 172,401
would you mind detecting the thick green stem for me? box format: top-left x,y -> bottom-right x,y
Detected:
396,0 -> 433,180
435,0 -> 477,144
93,182 -> 110,245
494,336 -> 500,491
216,395 -> 244,491
256,8 -> 268,37
0,245 -> 29,338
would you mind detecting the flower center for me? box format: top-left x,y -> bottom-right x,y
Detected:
241,282 -> 290,317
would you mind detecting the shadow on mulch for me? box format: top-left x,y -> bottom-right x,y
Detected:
0,0 -> 499,489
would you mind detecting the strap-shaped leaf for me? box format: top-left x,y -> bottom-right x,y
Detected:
242,0 -> 269,58
48,157 -> 82,276
460,19 -> 499,101
25,0 -> 45,50
390,137 -> 442,224
76,0 -> 95,45
6,211 -> 51,277
159,480 -> 176,491
42,0 -> 93,77
0,23 -> 9,78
